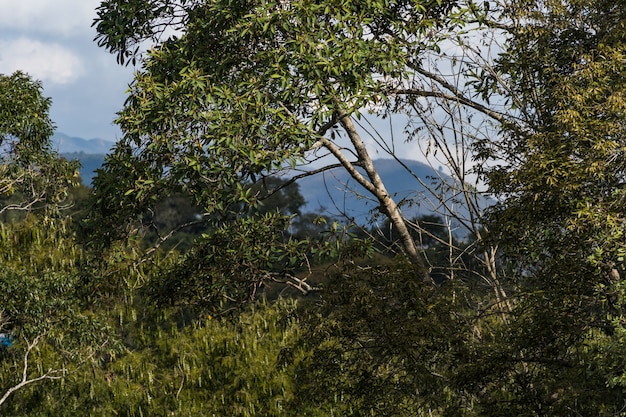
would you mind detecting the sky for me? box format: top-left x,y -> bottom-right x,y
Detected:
0,0 -> 135,144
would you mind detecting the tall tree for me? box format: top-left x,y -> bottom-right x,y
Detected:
0,72 -> 112,409
470,0 -> 626,412
91,0 -> 503,285
0,72 -> 79,217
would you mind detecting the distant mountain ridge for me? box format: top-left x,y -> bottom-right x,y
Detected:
297,159 -> 492,235
52,132 -> 115,154
61,152 -> 106,186
52,132 -> 113,185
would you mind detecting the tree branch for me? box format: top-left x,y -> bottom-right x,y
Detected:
0,336 -> 65,407
393,88 -> 507,124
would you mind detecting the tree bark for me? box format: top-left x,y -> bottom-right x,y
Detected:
334,112 -> 433,284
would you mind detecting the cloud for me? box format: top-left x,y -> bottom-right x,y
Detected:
0,0 -> 101,37
0,37 -> 84,85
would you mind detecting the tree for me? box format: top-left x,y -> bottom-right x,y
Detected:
146,212 -> 317,309
89,0 -> 626,413
466,0 -> 626,412
0,215 -> 116,409
0,73 -> 112,409
291,260 -> 473,416
0,298 -> 331,417
0,72 -> 80,217
91,0 -> 505,287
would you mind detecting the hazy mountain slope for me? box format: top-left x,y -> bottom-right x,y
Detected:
52,133 -> 113,186
296,159 -> 491,233
52,132 -> 115,154
61,152 -> 106,186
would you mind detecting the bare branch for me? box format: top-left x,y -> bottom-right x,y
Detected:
0,336 -> 65,407
393,88 -> 507,124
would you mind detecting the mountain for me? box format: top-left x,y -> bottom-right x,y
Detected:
296,159 -> 492,234
52,132 -> 115,154
62,152 -> 106,186
52,133 -> 113,185
49,133 -> 491,232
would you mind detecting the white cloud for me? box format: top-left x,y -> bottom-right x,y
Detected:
0,38 -> 84,85
0,0 -> 101,36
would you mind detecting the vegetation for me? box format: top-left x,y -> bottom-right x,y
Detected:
1,0 -> 625,415
0,72 -> 112,407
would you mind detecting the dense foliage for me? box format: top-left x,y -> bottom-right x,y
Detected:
0,72 -> 111,407
474,0 -> 626,412
0,72 -> 80,217
90,0 -> 487,273
1,0 -> 625,415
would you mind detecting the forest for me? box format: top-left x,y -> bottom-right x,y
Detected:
1,0 -> 625,415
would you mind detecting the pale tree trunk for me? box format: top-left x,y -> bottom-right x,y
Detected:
323,111 -> 433,284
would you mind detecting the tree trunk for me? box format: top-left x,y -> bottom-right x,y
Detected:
337,113 -> 433,284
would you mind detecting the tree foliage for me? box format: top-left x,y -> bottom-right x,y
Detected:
471,0 -> 626,412
294,261 -> 473,416
0,73 -> 113,408
0,300 -> 328,417
146,212 -> 315,310
0,72 -> 80,217
5,0 -> 626,415
91,0 -> 491,276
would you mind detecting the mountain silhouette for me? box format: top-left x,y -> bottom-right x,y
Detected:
52,132 -> 115,154
296,159 -> 491,235
52,132 -> 112,185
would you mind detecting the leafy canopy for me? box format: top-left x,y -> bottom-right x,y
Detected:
91,0 -> 467,273
0,72 -> 80,216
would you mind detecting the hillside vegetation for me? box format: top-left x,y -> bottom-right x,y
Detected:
1,0 -> 625,415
